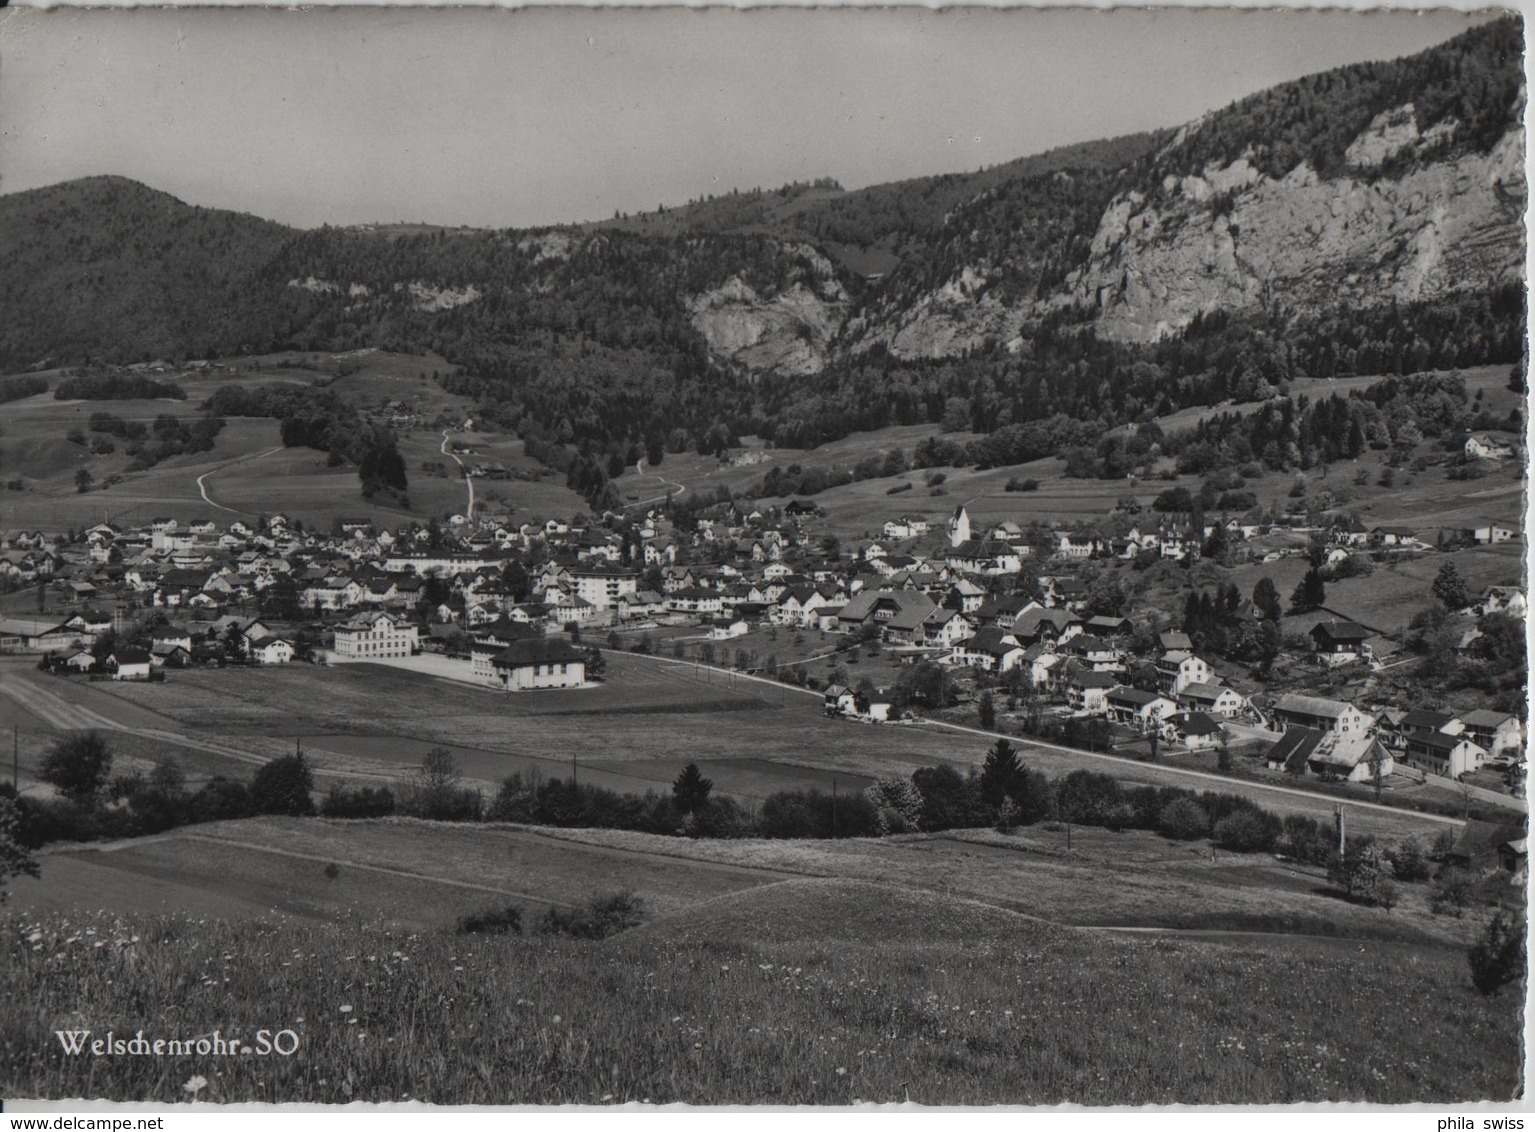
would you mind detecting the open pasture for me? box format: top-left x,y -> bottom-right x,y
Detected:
13,817 -> 788,929
8,810 -> 1489,948
58,652 -> 1465,842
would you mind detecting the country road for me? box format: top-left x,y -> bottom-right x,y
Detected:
630,458 -> 686,508
195,445 -> 283,514
441,430 -> 475,520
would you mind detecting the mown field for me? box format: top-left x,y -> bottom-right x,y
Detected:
10,653 -> 1472,840
0,349 -> 589,529
2,864 -> 1522,1104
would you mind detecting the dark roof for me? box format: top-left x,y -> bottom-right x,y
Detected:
1449,820 -> 1527,863
1310,620 -> 1373,643
1173,711 -> 1224,736
1069,670 -> 1118,689
491,639 -> 586,668
110,647 -> 152,665
1266,726 -> 1326,773
1107,687 -> 1164,708
1401,709 -> 1459,731
1411,731 -> 1479,754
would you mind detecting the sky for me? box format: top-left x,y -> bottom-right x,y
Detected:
0,5 -> 1512,230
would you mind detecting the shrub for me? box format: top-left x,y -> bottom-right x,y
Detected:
1327,838 -> 1383,903
458,905 -> 524,936
188,777 -> 253,823
885,482 -> 913,495
249,753 -> 316,816
1213,808 -> 1280,852
321,786 -> 397,819
39,732 -> 113,809
1005,476 -> 1040,492
1469,908 -> 1526,996
910,765 -> 986,832
1158,797 -> 1209,841
757,788 -> 878,839
866,776 -> 924,834
1430,867 -> 1475,917
1385,837 -> 1432,882
540,891 -> 644,939
1057,770 -> 1123,827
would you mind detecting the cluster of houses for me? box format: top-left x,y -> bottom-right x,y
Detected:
0,498 -> 1525,755
22,614 -> 296,680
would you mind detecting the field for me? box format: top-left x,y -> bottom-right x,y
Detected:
602,363 -> 1525,545
1,651 -> 1481,843
3,820 -> 1524,1104
0,349 -> 589,529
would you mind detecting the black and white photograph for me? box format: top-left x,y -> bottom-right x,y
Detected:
0,2 -> 1527,1109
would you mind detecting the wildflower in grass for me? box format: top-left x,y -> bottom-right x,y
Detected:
339,1005 -> 353,1013
551,1015 -> 561,1024
182,1075 -> 208,1097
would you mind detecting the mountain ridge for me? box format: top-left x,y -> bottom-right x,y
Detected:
0,16 -> 1523,484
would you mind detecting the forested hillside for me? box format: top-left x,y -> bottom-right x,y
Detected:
0,17 -> 1523,503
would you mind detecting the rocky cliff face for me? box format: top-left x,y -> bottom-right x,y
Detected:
842,99 -> 1524,357
687,245 -> 848,376
1066,108 -> 1526,342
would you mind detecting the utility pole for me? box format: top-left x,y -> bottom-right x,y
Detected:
13,724 -> 18,791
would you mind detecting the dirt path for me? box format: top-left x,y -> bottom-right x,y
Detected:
440,430 -> 475,520
630,458 -> 686,508
195,445 -> 283,514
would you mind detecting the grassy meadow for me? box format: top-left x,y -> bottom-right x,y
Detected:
3,652 -> 1471,840
2,873 -> 1522,1104
10,811 -> 1490,946
0,349 -> 589,529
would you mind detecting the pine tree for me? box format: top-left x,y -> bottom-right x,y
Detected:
671,763 -> 713,814
1432,561 -> 1471,610
1253,577 -> 1283,622
978,739 -> 1024,808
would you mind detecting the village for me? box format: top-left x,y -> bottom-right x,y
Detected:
0,488 -> 1524,816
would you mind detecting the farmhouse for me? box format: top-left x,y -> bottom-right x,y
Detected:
1307,733 -> 1393,783
489,639 -> 586,691
332,613 -> 419,659
104,647 -> 153,681
1167,711 -> 1224,750
249,636 -> 295,665
1309,620 -> 1373,667
823,684 -> 857,716
1464,433 -> 1516,460
950,627 -> 1025,673
1176,682 -> 1248,719
1104,687 -> 1176,731
1063,669 -> 1117,713
1403,730 -> 1488,779
1459,709 -> 1524,757
1269,693 -> 1372,736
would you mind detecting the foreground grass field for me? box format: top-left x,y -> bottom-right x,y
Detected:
2,875 -> 1521,1104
